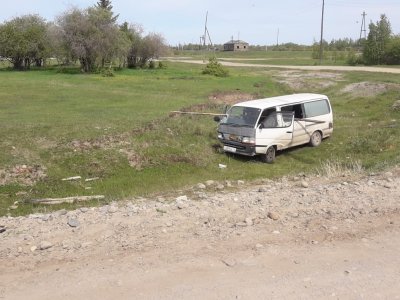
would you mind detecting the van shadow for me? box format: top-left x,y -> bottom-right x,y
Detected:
220,144 -> 316,164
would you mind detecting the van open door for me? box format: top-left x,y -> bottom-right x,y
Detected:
257,112 -> 295,151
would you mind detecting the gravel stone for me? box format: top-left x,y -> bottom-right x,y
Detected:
177,202 -> 189,209
39,241 -> 53,250
245,217 -> 253,226
176,195 -> 188,202
108,206 -> 118,214
196,183 -> 206,190
222,258 -> 236,267
216,184 -> 225,190
68,218 -> 80,228
268,212 -> 280,221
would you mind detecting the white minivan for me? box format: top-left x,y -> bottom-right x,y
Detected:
215,93 -> 333,163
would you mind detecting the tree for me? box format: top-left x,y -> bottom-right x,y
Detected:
138,33 -> 167,67
97,0 -> 113,11
363,14 -> 392,65
96,0 -> 118,22
123,23 -> 144,68
57,7 -> 129,72
47,22 -> 70,65
0,15 -> 49,70
385,36 -> 400,65
123,23 -> 167,69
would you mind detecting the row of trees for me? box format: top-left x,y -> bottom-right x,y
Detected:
0,0 -> 167,71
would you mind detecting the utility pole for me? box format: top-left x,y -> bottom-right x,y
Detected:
359,11 -> 367,42
276,28 -> 280,47
319,0 -> 325,64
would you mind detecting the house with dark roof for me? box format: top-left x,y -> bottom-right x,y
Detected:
223,40 -> 249,51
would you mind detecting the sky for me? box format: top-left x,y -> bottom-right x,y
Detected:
1,0 -> 399,46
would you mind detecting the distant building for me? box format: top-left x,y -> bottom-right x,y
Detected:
223,40 -> 249,51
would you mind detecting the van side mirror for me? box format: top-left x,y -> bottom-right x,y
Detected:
214,116 -> 221,122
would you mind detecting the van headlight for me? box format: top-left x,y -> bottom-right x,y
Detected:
241,137 -> 255,144
218,133 -> 224,140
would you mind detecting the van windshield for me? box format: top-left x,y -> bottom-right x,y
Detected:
221,106 -> 261,127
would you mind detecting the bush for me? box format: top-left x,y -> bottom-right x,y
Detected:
101,68 -> 115,77
385,37 -> 400,65
202,57 -> 229,77
158,61 -> 167,69
149,60 -> 156,69
346,50 -> 363,66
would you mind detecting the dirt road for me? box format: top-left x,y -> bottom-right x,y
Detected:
167,58 -> 400,74
1,167 -> 399,299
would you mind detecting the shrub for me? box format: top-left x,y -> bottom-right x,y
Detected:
101,68 -> 115,77
158,61 -> 167,69
202,57 -> 229,77
385,36 -> 400,65
346,50 -> 364,66
149,60 -> 156,69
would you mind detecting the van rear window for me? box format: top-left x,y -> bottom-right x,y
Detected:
304,100 -> 330,118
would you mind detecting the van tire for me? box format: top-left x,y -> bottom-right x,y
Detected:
262,146 -> 275,163
310,131 -> 322,147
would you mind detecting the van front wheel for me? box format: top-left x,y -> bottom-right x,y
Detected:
310,131 -> 322,147
262,146 -> 275,164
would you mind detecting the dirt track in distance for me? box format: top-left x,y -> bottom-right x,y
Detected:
167,58 -> 400,74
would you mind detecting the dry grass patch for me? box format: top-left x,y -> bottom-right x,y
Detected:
317,158 -> 364,178
208,91 -> 258,105
0,165 -> 47,186
341,82 -> 400,97
274,70 -> 343,91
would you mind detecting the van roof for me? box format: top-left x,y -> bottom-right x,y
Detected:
234,93 -> 328,109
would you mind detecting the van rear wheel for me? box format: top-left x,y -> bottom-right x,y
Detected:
310,131 -> 322,147
262,146 -> 275,164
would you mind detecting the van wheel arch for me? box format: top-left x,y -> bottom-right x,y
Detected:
309,130 -> 322,147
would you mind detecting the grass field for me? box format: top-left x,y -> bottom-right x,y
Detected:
1,58 -> 400,216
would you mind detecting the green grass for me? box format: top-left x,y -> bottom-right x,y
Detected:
1,59 -> 399,217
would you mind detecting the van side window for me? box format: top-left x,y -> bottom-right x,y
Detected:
259,108 -> 276,127
262,112 -> 293,128
281,104 -> 304,119
303,99 -> 330,118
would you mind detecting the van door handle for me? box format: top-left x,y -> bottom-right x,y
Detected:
286,131 -> 293,133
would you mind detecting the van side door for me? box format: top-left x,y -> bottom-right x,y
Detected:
280,104 -> 308,146
257,111 -> 294,151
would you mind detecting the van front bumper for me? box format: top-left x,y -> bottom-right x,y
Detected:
220,140 -> 256,156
